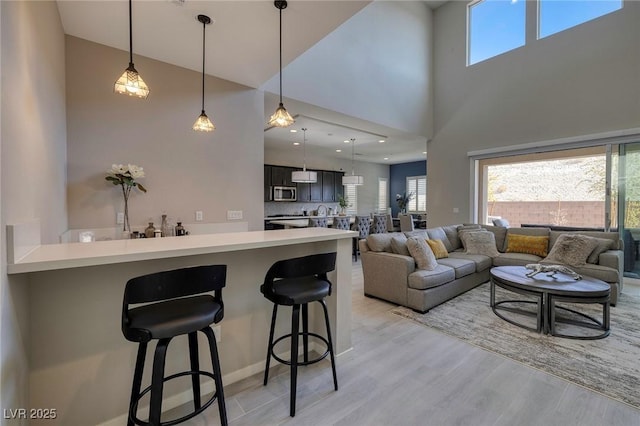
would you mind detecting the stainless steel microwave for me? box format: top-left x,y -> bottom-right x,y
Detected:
272,186 -> 297,201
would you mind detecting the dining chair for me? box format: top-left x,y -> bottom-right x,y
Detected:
399,214 -> 414,232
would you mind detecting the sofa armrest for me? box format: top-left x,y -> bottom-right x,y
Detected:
599,250 -> 623,289
361,251 -> 415,306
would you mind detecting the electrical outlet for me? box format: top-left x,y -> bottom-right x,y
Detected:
117,212 -> 125,224
453,207 -> 459,213
195,211 -> 203,221
227,210 -> 243,220
213,325 -> 221,342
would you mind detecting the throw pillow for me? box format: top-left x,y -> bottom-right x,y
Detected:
426,239 -> 449,259
458,228 -> 488,250
406,237 -> 438,270
390,236 -> 411,256
506,234 -> 549,257
542,234 -> 599,267
460,231 -> 500,257
587,237 -> 614,264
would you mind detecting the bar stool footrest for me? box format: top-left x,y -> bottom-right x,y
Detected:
130,370 -> 220,426
271,332 -> 330,367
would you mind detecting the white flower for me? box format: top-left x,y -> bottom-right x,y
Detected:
128,164 -> 145,179
109,164 -> 127,175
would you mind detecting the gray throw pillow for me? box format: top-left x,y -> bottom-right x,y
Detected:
406,237 -> 438,270
587,237 -> 614,264
390,236 -> 411,256
458,228 -> 488,250
460,231 -> 500,257
542,234 -> 600,267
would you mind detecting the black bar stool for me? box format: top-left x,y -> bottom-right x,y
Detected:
261,252 -> 339,417
122,265 -> 228,426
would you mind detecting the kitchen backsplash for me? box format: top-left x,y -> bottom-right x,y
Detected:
265,202 -> 340,217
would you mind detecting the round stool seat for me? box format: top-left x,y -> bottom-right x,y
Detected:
125,295 -> 222,341
261,277 -> 330,306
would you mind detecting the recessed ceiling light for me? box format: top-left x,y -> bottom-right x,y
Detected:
423,151 -> 427,154
336,149 -> 342,152
293,142 -> 300,146
344,140 -> 350,143
290,129 -> 297,133
384,157 -> 389,160
379,140 -> 385,143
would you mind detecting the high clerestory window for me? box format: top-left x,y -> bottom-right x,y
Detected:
468,0 -> 623,65
538,0 -> 623,39
467,0 -> 526,66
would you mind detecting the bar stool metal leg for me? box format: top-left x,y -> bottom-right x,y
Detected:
290,304 -> 300,417
302,303 -> 309,363
188,332 -> 202,410
202,327 -> 228,426
128,342 -> 148,426
150,338 -> 171,425
320,299 -> 338,391
264,304 -> 278,386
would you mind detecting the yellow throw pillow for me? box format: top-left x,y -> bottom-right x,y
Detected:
426,239 -> 449,259
506,234 -> 549,257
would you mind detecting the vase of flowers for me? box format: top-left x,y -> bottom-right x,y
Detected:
105,164 -> 147,236
338,195 -> 349,216
396,191 -> 414,214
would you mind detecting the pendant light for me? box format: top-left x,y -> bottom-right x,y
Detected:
193,14 -> 215,132
267,0 -> 295,128
291,128 -> 317,183
114,0 -> 150,99
342,138 -> 364,186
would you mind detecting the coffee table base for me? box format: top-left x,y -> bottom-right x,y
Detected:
549,295 -> 610,340
490,280 -> 545,333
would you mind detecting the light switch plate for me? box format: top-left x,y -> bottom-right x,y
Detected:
227,210 -> 243,220
195,211 -> 203,221
116,212 -> 124,224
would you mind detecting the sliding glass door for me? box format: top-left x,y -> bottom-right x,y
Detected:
617,143 -> 640,277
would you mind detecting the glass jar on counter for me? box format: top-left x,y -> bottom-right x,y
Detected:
175,222 -> 186,236
145,222 -> 156,238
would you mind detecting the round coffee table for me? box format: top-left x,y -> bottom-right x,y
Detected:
490,266 -> 610,339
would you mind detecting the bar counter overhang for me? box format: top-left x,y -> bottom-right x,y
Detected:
8,224 -> 356,425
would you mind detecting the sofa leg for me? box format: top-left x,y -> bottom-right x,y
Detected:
413,308 -> 429,314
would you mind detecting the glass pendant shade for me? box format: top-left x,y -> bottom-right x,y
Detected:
342,174 -> 364,186
292,169 -> 317,183
114,0 -> 149,99
193,111 -> 215,132
114,64 -> 150,98
268,103 -> 295,128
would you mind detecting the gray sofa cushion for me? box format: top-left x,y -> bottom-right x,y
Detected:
390,236 -> 410,256
437,258 -> 476,278
426,227 -> 453,252
492,252 -> 543,267
481,225 -> 508,253
448,252 -> 493,272
366,232 -> 405,252
441,225 -> 463,251
461,230 -> 500,257
570,263 -> 619,283
404,230 -> 429,240
408,265 -> 456,290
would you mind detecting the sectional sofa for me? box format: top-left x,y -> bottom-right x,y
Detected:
360,224 -> 623,313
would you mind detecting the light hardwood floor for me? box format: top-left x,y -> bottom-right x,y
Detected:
174,261 -> 640,426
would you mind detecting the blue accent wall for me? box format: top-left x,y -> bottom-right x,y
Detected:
390,161 -> 426,217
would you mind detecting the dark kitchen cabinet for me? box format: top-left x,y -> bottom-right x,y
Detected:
297,171 -> 322,202
270,166 -> 296,187
264,165 -> 272,201
322,171 -> 335,202
334,171 -> 345,201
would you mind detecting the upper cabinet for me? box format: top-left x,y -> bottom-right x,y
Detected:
265,166 -> 345,204
264,165 -> 272,201
270,166 -> 296,187
322,171 -> 335,202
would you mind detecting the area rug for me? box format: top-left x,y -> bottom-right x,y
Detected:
391,283 -> 640,409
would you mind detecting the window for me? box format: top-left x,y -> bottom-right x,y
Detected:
539,0 -> 622,39
377,178 -> 388,213
344,184 -> 358,216
468,0 -> 526,65
406,176 -> 426,212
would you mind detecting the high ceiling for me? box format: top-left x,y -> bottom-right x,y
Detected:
57,1 -> 440,164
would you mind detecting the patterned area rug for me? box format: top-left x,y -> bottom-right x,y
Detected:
391,283 -> 640,409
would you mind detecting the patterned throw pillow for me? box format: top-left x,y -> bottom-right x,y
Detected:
542,234 -> 600,267
426,239 -> 449,259
506,234 -> 550,257
406,237 -> 438,270
460,231 -> 500,257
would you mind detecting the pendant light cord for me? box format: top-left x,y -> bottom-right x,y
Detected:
278,5 -> 283,104
302,128 -> 308,171
201,18 -> 206,113
351,138 -> 356,175
128,0 -> 133,66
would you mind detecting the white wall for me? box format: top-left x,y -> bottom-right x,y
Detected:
65,36 -> 265,233
263,1 -> 433,138
1,0 -> 68,418
428,1 -> 640,226
265,147 -> 389,214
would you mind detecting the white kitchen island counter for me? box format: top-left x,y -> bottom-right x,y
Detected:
8,227 -> 356,425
